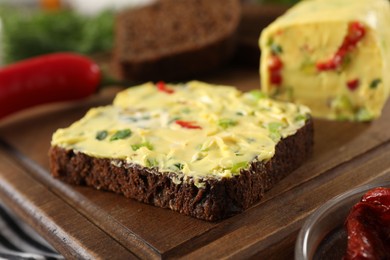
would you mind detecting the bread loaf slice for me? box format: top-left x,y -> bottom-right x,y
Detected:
112,0 -> 241,81
49,81 -> 313,221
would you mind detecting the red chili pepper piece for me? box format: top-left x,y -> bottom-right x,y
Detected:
0,52 -> 101,120
343,21 -> 366,49
268,55 -> 283,86
347,79 -> 360,91
344,187 -> 390,260
268,55 -> 283,71
156,81 -> 174,94
317,21 -> 366,72
175,120 -> 202,129
270,71 -> 283,86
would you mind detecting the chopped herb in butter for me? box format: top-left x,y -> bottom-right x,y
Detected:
231,161 -> 248,174
96,130 -> 108,141
218,119 -> 238,129
110,129 -> 132,141
131,141 -> 154,151
370,78 -> 382,89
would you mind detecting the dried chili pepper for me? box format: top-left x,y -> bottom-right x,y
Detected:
344,187 -> 390,260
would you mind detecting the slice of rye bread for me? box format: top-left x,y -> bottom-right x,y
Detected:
49,119 -> 313,221
112,0 -> 241,81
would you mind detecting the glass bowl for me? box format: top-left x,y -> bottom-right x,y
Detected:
295,180 -> 390,260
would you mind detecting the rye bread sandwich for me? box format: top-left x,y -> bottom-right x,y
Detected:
112,0 -> 241,81
49,81 -> 313,221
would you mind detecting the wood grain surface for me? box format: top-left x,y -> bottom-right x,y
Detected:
0,66 -> 389,259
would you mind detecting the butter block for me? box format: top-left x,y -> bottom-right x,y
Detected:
259,0 -> 390,121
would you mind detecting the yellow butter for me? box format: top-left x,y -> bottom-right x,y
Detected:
259,0 -> 390,121
52,81 -> 310,182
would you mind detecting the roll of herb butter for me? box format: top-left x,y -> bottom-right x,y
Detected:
259,0 -> 390,121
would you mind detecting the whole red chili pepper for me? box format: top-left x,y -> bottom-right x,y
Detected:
0,52 -> 101,119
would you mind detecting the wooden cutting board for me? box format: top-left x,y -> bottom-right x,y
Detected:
0,65 -> 389,259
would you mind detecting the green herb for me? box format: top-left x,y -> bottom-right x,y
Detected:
96,130 -> 108,141
294,114 -> 308,122
218,118 -> 238,129
355,107 -> 373,122
249,90 -> 267,100
173,163 -> 184,171
331,95 -> 353,111
131,141 -> 154,151
268,122 -> 283,132
110,129 -> 132,141
231,161 -> 248,174
0,8 -> 114,64
271,43 -> 283,55
370,78 -> 382,89
146,158 -> 158,167
268,122 -> 283,142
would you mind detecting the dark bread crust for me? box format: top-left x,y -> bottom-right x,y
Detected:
112,0 -> 241,81
49,119 -> 313,221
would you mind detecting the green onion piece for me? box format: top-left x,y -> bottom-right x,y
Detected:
173,163 -> 184,171
96,130 -> 108,141
355,107 -> 373,122
370,78 -> 382,89
231,161 -> 248,174
146,158 -> 158,167
331,95 -> 353,111
218,119 -> 238,129
294,114 -> 308,122
271,43 -> 283,55
249,90 -> 267,100
131,141 -> 154,151
268,122 -> 283,142
110,129 -> 132,141
268,122 -> 283,132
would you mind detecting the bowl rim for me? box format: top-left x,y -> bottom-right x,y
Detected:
295,179 -> 390,260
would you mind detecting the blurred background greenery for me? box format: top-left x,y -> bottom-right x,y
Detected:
0,0 -> 297,65
0,7 -> 114,64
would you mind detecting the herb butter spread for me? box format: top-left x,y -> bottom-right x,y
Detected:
260,0 -> 390,121
52,81 -> 310,183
